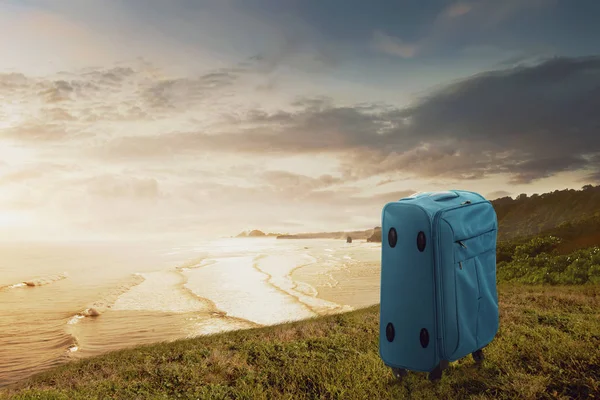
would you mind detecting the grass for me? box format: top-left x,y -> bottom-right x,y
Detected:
2,284 -> 600,400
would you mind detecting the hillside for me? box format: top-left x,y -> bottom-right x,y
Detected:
492,184 -> 600,241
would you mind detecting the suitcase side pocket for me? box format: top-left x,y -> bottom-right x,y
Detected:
449,229 -> 497,361
452,257 -> 479,359
475,250 -> 499,348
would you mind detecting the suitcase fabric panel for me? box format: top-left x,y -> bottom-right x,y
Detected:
379,203 -> 438,372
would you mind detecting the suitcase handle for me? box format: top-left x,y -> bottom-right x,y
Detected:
428,191 -> 459,201
401,191 -> 459,201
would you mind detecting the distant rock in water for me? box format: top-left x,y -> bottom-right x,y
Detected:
248,230 -> 266,237
367,227 -> 382,243
83,308 -> 100,317
236,230 -> 279,237
347,236 -> 352,243
22,273 -> 68,287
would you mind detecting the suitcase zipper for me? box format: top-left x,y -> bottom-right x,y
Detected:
455,227 -> 497,244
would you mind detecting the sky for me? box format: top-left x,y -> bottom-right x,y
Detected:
1,0 -> 600,241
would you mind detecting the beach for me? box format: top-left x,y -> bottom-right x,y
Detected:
0,238 -> 381,387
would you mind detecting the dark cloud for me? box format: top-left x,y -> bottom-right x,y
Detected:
582,155 -> 600,184
586,171 -> 600,184
385,55 -> 600,181
506,156 -> 589,184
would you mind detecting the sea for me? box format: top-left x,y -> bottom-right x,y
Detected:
0,238 -> 382,387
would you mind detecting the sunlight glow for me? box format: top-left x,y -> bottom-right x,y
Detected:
0,103 -> 25,129
0,211 -> 32,228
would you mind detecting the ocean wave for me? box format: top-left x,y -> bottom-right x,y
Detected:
64,332 -> 80,354
66,273 -> 146,324
0,273 -> 68,291
252,254 -> 353,317
177,266 -> 263,328
175,258 -> 216,272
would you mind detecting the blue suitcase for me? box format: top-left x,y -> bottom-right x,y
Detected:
378,190 -> 499,381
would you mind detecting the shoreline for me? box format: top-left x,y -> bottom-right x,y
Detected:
0,239 -> 382,388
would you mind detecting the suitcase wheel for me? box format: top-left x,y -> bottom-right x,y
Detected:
428,360 -> 449,382
472,349 -> 485,364
391,367 -> 407,381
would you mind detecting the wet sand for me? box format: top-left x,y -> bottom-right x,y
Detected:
292,259 -> 381,309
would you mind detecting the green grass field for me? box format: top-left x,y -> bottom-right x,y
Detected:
2,284 -> 599,400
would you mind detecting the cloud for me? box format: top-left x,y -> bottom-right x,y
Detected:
83,175 -> 161,200
381,0 -> 556,59
90,56 -> 600,185
476,0 -> 556,26
375,55 -> 600,183
582,155 -> 600,184
1,52 -> 337,146
507,157 -> 589,184
2,123 -> 81,143
0,163 -> 76,185
0,72 -> 30,90
445,2 -> 473,18
371,30 -> 417,58
261,170 -> 343,192
93,55 -> 599,186
351,190 -> 417,206
438,0 -> 555,27
486,190 -> 512,200
139,70 -> 241,113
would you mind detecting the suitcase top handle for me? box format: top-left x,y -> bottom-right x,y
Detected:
404,191 -> 459,201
